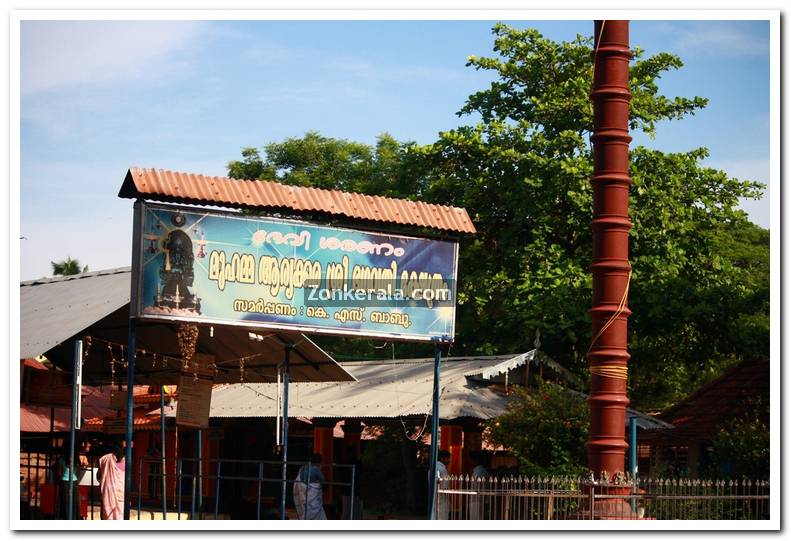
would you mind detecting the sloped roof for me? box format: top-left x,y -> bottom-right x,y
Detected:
463,350 -> 583,389
20,268 -> 130,359
172,352 -> 665,429
118,168 -> 476,234
171,353 -> 544,421
654,358 -> 769,440
20,386 -> 115,433
20,267 -> 355,385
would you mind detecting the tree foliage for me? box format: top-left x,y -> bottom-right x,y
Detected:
706,398 -> 769,480
486,382 -> 589,477
51,257 -> 88,276
227,24 -> 768,411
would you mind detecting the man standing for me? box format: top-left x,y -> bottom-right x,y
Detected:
430,450 -> 451,519
97,446 -> 125,520
468,451 -> 488,519
293,453 -> 327,520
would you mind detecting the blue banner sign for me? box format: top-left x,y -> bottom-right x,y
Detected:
133,202 -> 458,342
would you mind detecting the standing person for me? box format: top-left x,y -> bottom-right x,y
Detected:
429,450 -> 451,520
468,451 -> 488,520
97,446 -> 125,520
470,451 -> 488,478
293,453 -> 326,520
57,442 -> 80,519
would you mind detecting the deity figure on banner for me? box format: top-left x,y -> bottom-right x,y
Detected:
153,214 -> 201,314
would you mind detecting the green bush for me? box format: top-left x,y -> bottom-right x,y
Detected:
707,399 -> 769,480
486,382 -> 589,477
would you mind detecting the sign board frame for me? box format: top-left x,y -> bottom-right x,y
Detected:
130,200 -> 459,343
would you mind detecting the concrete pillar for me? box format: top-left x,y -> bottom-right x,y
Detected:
588,19 -> 632,479
440,424 -> 463,476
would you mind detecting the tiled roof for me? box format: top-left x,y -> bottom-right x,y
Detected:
118,168 -> 476,234
655,358 -> 769,440
83,412 -> 162,432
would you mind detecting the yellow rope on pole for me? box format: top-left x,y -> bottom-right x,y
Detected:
589,364 -> 629,380
587,267 -> 632,381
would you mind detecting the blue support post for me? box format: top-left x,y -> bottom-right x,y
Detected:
256,462 -> 263,521
280,346 -> 291,520
124,320 -> 136,520
67,339 -> 82,520
197,429 -> 203,518
177,459 -> 183,519
427,343 -> 442,520
214,461 -> 222,519
160,386 -> 167,520
137,458 -> 143,519
630,416 -> 638,512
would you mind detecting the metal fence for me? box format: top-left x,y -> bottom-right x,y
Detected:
20,452 -> 355,520
435,475 -> 770,520
141,457 -> 356,520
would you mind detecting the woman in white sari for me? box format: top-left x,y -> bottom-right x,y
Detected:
293,453 -> 327,520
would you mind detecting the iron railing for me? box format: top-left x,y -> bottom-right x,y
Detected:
435,475 -> 770,520
20,453 -> 356,520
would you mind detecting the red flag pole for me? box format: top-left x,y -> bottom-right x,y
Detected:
588,19 -> 632,481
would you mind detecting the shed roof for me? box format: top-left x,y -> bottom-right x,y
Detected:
166,352 -> 667,429
172,354 -> 530,421
20,267 -> 355,385
118,168 -> 476,234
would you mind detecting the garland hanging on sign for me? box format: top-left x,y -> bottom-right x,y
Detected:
177,323 -> 199,370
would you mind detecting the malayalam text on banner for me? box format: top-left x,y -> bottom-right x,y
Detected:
133,202 -> 458,342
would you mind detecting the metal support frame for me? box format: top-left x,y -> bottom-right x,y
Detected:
67,339 -> 82,520
427,343 -> 442,520
124,320 -> 136,519
280,345 -> 292,520
160,386 -> 167,519
630,416 -> 638,512
197,429 -> 203,517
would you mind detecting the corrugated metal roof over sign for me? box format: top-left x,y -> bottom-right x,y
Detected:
118,167 -> 477,234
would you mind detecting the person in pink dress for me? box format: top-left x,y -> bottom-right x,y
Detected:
97,446 -> 125,520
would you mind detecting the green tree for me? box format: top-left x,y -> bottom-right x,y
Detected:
411,24 -> 766,410
51,257 -> 88,276
228,131 -> 428,198
486,382 -> 589,477
227,24 -> 768,411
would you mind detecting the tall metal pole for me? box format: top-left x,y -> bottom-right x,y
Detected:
160,385 -> 167,519
67,339 -> 82,520
124,320 -> 136,519
125,200 -> 143,520
629,416 -> 638,512
427,344 -> 442,520
197,429 -> 203,516
279,346 -> 291,520
588,19 -> 632,479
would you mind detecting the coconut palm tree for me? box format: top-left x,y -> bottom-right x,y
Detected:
51,257 -> 88,276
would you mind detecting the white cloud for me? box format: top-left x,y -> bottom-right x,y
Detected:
671,22 -> 769,57
20,21 -> 210,95
705,157 -> 770,229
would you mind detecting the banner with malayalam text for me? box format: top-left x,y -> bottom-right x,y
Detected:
133,202 -> 458,342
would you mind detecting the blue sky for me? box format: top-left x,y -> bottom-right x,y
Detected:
19,19 -> 771,280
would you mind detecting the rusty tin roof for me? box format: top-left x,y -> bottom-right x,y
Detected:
118,167 -> 476,234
